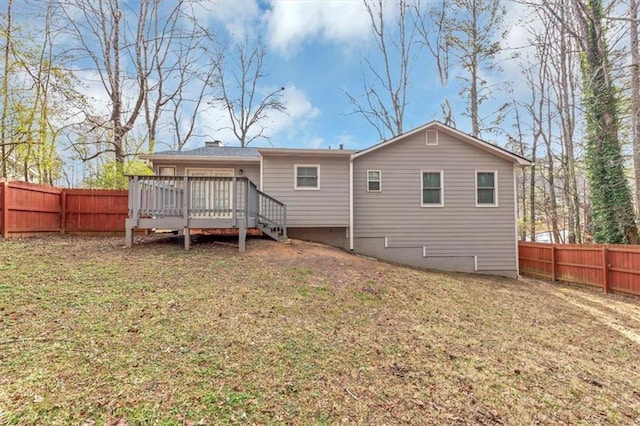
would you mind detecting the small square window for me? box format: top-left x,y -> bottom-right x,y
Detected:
295,165 -> 320,189
367,170 -> 381,192
422,171 -> 443,207
476,171 -> 497,206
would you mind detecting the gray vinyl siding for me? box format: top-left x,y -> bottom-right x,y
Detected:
353,130 -> 517,274
262,155 -> 350,227
152,161 -> 260,187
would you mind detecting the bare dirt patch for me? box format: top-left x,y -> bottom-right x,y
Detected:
1,235 -> 639,424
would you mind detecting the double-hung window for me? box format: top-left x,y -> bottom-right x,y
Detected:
295,165 -> 320,190
476,171 -> 497,206
421,171 -> 443,207
367,170 -> 382,192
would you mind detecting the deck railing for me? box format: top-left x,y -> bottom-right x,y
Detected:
247,179 -> 287,240
128,176 -> 286,239
135,176 -> 185,218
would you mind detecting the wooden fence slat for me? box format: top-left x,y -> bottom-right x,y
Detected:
551,245 -> 556,282
0,182 -> 130,237
1,181 -> 7,238
602,247 -> 609,294
519,241 -> 640,298
61,190 -> 67,235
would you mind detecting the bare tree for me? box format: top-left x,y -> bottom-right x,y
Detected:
346,0 -> 417,140
215,37 -> 286,147
59,0 -> 210,165
58,0 -> 151,165
142,1 -> 217,153
547,2 -> 582,242
170,57 -> 216,151
1,0 -> 13,178
415,0 -> 506,138
631,0 -> 640,214
569,0 -> 639,243
0,0 -> 83,184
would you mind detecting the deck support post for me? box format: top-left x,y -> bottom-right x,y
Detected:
125,223 -> 134,248
184,228 -> 191,250
239,225 -> 246,253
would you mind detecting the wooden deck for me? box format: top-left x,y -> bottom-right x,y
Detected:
125,176 -> 286,251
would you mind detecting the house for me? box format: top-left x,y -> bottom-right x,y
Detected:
126,121 -> 531,278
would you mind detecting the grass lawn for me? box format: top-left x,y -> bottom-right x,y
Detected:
1,235 -> 640,425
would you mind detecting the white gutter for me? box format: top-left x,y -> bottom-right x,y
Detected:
349,154 -> 354,251
138,154 -> 260,163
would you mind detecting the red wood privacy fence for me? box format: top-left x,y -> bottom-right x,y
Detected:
519,241 -> 640,297
0,180 -> 129,237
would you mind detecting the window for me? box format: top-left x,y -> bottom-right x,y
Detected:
158,166 -> 176,176
476,171 -> 497,206
426,130 -> 438,146
421,171 -> 443,207
367,170 -> 382,192
295,165 -> 320,189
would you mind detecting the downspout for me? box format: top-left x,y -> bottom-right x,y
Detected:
349,154 -> 354,251
259,153 -> 264,190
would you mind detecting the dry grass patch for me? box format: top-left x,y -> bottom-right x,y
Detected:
1,235 -> 639,424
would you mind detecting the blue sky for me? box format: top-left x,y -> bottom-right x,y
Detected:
190,0 -> 520,152
3,0 -> 532,155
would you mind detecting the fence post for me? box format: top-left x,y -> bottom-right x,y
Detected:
1,181 -> 8,239
60,189 -> 67,235
602,246 -> 609,294
551,244 -> 556,282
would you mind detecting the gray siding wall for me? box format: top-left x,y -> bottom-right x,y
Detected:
353,130 -> 518,276
262,155 -> 350,227
152,161 -> 260,187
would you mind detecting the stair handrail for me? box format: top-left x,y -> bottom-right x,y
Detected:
244,178 -> 286,238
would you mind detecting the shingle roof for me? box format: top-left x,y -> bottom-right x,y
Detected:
151,146 -> 260,158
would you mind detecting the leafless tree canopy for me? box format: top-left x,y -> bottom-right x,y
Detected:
346,0 -> 417,141
215,37 -> 286,147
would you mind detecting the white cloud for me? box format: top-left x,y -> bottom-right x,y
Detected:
265,0 -> 371,54
261,84 -> 321,141
196,84 -> 320,147
193,0 -> 262,40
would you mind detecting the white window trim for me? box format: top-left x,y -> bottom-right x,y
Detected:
294,164 -> 321,190
157,166 -> 176,176
366,169 -> 382,192
421,170 -> 444,207
476,170 -> 499,207
426,130 -> 438,146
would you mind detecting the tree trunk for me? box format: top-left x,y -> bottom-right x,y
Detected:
631,0 -> 640,215
1,0 -> 13,178
575,0 -> 640,244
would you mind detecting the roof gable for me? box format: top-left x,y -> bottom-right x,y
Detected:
354,121 -> 531,166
